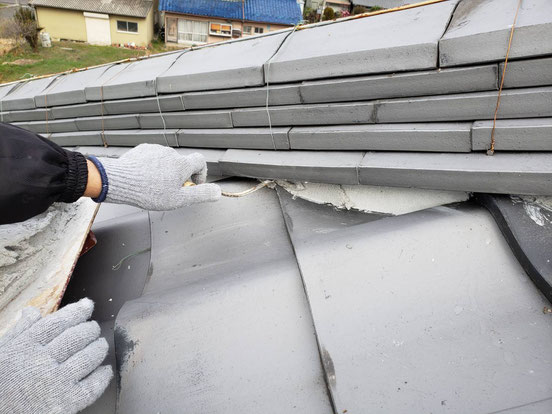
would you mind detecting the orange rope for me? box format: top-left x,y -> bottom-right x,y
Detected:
488,0 -> 522,156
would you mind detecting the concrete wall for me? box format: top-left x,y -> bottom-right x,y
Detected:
35,6 -> 87,42
164,12 -> 290,46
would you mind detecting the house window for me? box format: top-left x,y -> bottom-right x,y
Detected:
209,22 -> 232,37
243,25 -> 252,35
254,27 -> 264,34
178,19 -> 208,43
117,20 -> 138,33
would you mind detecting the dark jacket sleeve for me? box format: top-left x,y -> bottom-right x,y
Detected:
0,122 -> 88,225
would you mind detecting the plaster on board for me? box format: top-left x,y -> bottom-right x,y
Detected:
0,199 -> 98,337
278,181 -> 469,215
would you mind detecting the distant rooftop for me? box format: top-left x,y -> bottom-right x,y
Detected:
30,0 -> 153,18
159,0 -> 302,26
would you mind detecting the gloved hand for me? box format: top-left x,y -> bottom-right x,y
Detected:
98,144 -> 221,210
0,298 -> 112,414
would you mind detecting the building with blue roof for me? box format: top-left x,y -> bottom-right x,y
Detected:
160,0 -> 303,46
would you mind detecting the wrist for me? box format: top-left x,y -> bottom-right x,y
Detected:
84,160 -> 102,198
86,156 -> 109,203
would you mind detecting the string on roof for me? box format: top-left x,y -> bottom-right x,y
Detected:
153,79 -> 173,147
488,0 -> 523,156
264,24 -> 299,150
185,179 -> 274,198
98,65 -> 131,148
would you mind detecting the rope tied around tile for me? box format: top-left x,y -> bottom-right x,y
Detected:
98,62 -> 139,149
153,78 -> 173,147
221,180 -> 274,197
488,0 -> 523,156
264,24 -> 300,150
184,179 -> 274,198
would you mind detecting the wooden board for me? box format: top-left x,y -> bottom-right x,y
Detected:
0,199 -> 98,337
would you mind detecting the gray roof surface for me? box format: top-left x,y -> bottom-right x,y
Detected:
30,0 -> 153,18
2,1 -> 550,411
60,185 -> 552,414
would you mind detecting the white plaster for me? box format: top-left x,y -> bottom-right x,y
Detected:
0,199 -> 98,336
277,181 -> 469,215
515,195 -> 552,227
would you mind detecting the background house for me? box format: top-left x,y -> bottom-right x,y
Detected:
160,0 -> 302,47
30,0 -> 157,46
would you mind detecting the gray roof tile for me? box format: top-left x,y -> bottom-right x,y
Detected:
103,129 -> 179,146
48,131 -> 103,146
220,149 -> 364,184
181,84 -> 301,110
376,87 -> 552,123
300,65 -> 498,104
266,1 -> 458,83
500,57 -> 552,89
84,53 -> 184,101
440,0 -> 552,67
75,114 -> 140,131
139,111 -> 233,129
472,118 -> 552,151
177,128 -> 290,150
1,77 -> 57,111
289,123 -> 472,152
358,152 -> 552,195
231,102 -> 375,127
156,33 -> 289,93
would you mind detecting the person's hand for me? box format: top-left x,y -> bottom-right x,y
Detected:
97,144 -> 221,210
0,298 -> 112,414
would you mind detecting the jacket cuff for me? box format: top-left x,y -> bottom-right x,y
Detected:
60,150 -> 88,203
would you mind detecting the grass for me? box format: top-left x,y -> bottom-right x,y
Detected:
0,39 -> 172,83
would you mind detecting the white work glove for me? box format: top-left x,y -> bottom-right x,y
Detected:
0,298 -> 112,414
98,144 -> 221,210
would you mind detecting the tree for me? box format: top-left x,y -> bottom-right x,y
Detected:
352,5 -> 367,15
302,7 -> 318,24
322,7 -> 335,21
4,7 -> 43,50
